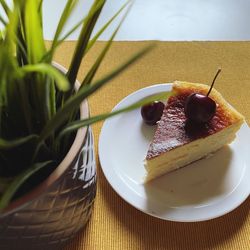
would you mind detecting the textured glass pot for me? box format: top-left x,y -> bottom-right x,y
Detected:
0,66 -> 97,249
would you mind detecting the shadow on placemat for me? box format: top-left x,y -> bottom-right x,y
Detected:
99,169 -> 249,250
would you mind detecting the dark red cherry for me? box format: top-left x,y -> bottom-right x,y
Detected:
184,93 -> 216,123
184,68 -> 221,123
141,101 -> 165,125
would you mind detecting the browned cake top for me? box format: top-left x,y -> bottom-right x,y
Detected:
146,89 -> 233,160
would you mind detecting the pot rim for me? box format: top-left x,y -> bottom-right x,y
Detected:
1,63 -> 89,216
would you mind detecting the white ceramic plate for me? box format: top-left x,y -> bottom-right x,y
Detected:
98,83 -> 250,222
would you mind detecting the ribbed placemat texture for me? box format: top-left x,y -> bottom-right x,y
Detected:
54,41 -> 250,250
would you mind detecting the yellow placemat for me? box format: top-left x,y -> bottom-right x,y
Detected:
54,41 -> 250,250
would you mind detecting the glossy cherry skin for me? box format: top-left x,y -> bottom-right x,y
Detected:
184,93 -> 216,123
141,101 -> 165,125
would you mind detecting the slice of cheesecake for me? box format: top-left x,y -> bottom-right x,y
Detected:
144,81 -> 244,182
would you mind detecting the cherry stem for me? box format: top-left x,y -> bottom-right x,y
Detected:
207,68 -> 222,96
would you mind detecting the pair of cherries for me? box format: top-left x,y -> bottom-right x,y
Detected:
141,69 -> 221,125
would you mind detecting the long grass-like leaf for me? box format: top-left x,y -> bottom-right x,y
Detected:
0,0 -> 10,17
38,0 -> 43,31
48,0 -> 78,62
42,0 -> 106,63
0,134 -> 38,150
52,0 -> 77,43
38,45 -> 154,143
41,16 -> 86,63
81,1 -> 132,86
86,1 -> 131,54
0,177 -> 12,194
16,24 -> 28,66
24,0 -> 46,63
49,78 -> 56,118
19,63 -> 69,91
16,79 -> 33,133
66,0 -> 105,87
42,0 -> 125,62
0,16 -> 7,26
59,91 -> 171,138
0,161 -> 52,210
4,2 -> 19,51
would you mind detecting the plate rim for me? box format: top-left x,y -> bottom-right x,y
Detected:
98,83 -> 250,222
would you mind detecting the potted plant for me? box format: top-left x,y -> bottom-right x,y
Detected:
0,0 -> 158,249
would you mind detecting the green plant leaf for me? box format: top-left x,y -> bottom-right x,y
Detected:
49,78 -> 56,118
0,0 -> 10,17
44,0 -> 131,63
0,16 -> 7,26
0,161 -> 52,211
42,16 -> 86,62
81,0 -> 132,86
59,91 -> 172,137
66,0 -> 105,88
16,79 -> 33,133
3,2 -> 19,52
0,177 -> 12,194
86,0 -> 132,54
19,63 -> 70,91
24,0 -> 46,63
16,3 -> 29,67
16,24 -> 28,66
42,1 -> 107,62
38,45 -> 154,144
53,0 -> 78,43
48,0 -> 78,62
0,134 -> 38,150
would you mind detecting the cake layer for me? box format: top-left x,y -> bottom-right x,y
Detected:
144,121 -> 241,182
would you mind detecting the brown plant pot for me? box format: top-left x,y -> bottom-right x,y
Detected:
0,64 -> 97,249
